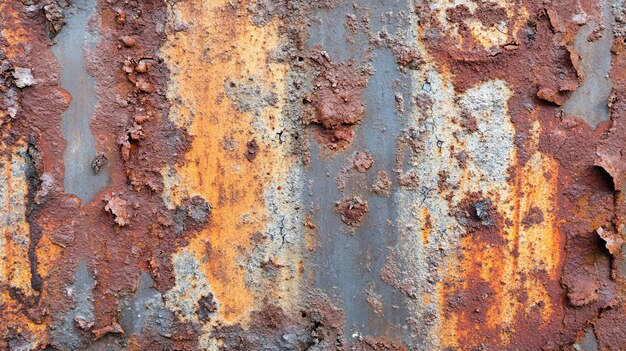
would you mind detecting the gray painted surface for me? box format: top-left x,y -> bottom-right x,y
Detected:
308,0 -> 411,341
562,0 -> 613,128
119,272 -> 173,337
52,0 -> 109,204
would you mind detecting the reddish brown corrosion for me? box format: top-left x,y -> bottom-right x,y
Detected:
1,0 -> 199,349
594,306 -> 626,349
420,0 -> 626,348
336,195 -> 369,227
352,150 -> 373,173
305,50 -> 370,151
1,0 -> 626,349
213,294 -> 407,350
245,139 -> 260,162
456,195 -> 506,247
521,206 -> 544,228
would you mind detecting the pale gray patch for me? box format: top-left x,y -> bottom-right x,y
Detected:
119,272 -> 173,338
460,80 -> 515,185
164,249 -> 216,326
574,326 -> 599,351
224,76 -> 279,114
12,67 -> 35,88
51,0 -> 109,204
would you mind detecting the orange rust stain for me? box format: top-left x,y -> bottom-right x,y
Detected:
162,0 -> 292,324
0,143 -> 49,345
0,6 -> 57,344
439,121 -> 561,348
35,235 -> 62,279
0,143 -> 31,295
421,207 -> 431,245
0,2 -> 29,122
35,211 -> 65,280
0,3 -> 31,59
487,151 -> 561,343
1,290 -> 48,344
436,260 -> 460,348
516,152 -> 561,284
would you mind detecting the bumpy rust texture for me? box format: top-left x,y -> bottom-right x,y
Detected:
2,0 -> 626,350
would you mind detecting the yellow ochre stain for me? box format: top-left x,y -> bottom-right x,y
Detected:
162,0 -> 292,324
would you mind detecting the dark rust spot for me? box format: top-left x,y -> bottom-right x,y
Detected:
245,139 -> 259,161
336,195 -> 368,227
197,293 -> 217,323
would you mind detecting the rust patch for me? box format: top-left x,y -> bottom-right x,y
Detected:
371,170 -> 392,197
245,139 -> 260,162
197,292 -> 218,323
305,50 -> 370,152
214,293 -> 408,350
352,150 -> 373,173
594,306 -> 626,350
336,195 -> 368,227
415,0 -> 626,348
521,206 -> 544,228
2,0 -> 626,348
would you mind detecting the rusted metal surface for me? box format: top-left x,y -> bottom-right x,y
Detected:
2,0 -> 626,350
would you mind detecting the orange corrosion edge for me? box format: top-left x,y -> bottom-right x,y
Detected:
0,3 -> 57,345
421,207 -> 431,245
0,2 -> 29,59
438,120 -> 563,348
0,141 -> 50,346
162,0 -> 293,324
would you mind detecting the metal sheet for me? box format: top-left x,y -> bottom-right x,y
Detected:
1,0 -> 626,350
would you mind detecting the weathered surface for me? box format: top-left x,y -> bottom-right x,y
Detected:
1,0 -> 626,350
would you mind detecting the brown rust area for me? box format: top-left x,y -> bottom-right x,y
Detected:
336,195 -> 368,228
305,50 -> 370,152
1,0 -> 201,349
371,170 -> 392,198
2,0 -> 626,349
593,306 -> 626,350
1,1 -> 68,348
68,1 -> 201,348
352,150 -> 373,173
420,0 -> 626,348
213,293 -> 408,351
